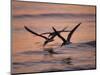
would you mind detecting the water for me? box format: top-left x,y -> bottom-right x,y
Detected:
12,0 -> 96,74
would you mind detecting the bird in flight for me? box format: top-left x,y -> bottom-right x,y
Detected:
52,22 -> 81,46
43,26 -> 70,46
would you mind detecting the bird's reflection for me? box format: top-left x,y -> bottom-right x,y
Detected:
43,47 -> 58,57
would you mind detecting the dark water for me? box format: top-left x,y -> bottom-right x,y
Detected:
12,43 -> 96,74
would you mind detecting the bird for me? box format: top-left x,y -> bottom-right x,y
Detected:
43,26 -> 70,46
52,22 -> 81,46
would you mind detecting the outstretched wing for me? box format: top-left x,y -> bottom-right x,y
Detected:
24,26 -> 48,40
66,22 -> 81,42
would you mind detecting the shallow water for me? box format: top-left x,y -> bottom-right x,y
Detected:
12,1 -> 96,74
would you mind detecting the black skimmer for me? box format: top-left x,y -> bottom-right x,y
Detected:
43,26 -> 70,46
52,23 -> 81,46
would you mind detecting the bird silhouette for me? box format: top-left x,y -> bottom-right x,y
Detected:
52,22 -> 81,46
43,26 -> 70,46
